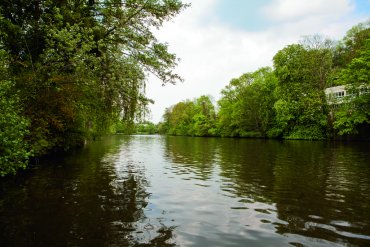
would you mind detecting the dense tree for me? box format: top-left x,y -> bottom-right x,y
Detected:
217,74 -> 246,137
0,0 -> 187,175
217,67 -> 277,137
166,100 -> 195,135
160,95 -> 217,137
190,95 -> 217,136
332,22 -> 370,135
135,121 -> 158,134
159,22 -> 369,140
0,80 -> 30,176
0,47 -> 30,175
272,42 -> 332,139
333,21 -> 370,69
1,7 -> 369,176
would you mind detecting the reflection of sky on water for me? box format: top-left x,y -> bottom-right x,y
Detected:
1,135 -> 369,246
98,135 -> 370,246
101,135 -> 177,246
157,165 -> 288,246
159,137 -> 370,246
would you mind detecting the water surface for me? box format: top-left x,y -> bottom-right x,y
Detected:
1,135 -> 369,246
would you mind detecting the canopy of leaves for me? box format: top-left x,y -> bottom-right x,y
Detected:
217,67 -> 277,138
272,42 -> 332,139
161,95 -> 217,137
0,80 -> 30,176
160,21 -> 369,140
0,0 -> 187,175
333,24 -> 370,135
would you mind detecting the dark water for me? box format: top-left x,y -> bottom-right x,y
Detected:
1,136 -> 370,247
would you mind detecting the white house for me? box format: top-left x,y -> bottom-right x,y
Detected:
325,85 -> 346,105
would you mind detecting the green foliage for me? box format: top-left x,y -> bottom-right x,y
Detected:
333,33 -> 370,135
333,20 -> 370,68
0,81 -> 31,176
333,105 -> 369,135
1,6 -> 368,177
157,121 -> 168,134
217,67 -> 278,138
217,82 -> 242,137
159,21 -> 369,140
165,100 -> 195,135
161,95 -> 217,136
272,99 -> 295,137
191,96 -> 217,136
0,0 -> 187,174
273,42 -> 331,139
114,120 -> 158,134
339,39 -> 370,85
135,121 -> 158,134
114,120 -> 135,134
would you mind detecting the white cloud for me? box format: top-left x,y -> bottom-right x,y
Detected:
263,0 -> 354,22
145,0 -> 366,123
147,1 -> 277,122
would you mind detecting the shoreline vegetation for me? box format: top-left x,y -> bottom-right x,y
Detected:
0,0 -> 188,176
0,0 -> 368,177
155,21 -> 370,142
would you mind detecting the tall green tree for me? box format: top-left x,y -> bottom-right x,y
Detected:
0,48 -> 30,176
217,67 -> 277,137
333,20 -> 370,69
332,22 -> 370,135
0,0 -> 187,175
190,95 -> 217,136
0,0 -> 186,157
160,95 -> 217,137
273,42 -> 332,139
0,80 -> 30,176
166,100 -> 195,135
217,74 -> 246,137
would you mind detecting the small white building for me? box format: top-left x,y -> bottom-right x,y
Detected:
325,85 -> 346,105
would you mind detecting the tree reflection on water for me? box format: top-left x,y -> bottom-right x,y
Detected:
164,137 -> 370,246
0,136 -> 176,247
1,136 -> 370,247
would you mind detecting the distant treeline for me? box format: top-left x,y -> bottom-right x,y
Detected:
0,0 -> 187,176
159,21 -> 370,140
116,121 -> 158,135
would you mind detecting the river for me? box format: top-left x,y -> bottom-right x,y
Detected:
1,135 -> 370,246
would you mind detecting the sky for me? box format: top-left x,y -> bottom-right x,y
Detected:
145,0 -> 370,123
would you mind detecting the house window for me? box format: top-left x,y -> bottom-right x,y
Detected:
334,91 -> 345,97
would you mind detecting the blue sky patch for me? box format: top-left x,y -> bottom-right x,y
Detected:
355,0 -> 370,15
214,0 -> 272,31
214,0 -> 370,32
